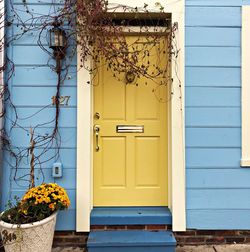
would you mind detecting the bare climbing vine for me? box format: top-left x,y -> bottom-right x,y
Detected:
0,0 -> 180,194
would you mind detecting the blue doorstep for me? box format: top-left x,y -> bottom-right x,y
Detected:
90,207 -> 172,225
87,230 -> 176,252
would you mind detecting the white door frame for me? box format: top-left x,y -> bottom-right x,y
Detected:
76,0 -> 186,232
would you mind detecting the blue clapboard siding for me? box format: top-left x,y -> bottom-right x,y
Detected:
187,210 -> 250,230
186,107 -> 240,127
186,47 -> 240,67
55,169 -> 76,189
187,189 -> 250,209
12,1 -> 63,5
12,86 -> 76,107
13,0 -> 64,4
56,210 -> 76,230
12,167 -> 76,190
10,127 -> 76,148
12,26 -> 75,46
12,4 -> 63,24
11,168 -> 54,189
186,67 -> 241,87
186,148 -> 241,168
186,7 -> 241,27
186,87 -> 240,107
186,0 -> 243,6
187,169 -> 250,188
13,66 -> 77,86
13,46 -> 55,65
186,0 -> 250,6
56,149 -> 76,168
14,30 -> 46,46
15,108 -> 77,127
11,26 -> 49,46
13,46 -> 77,66
9,148 -> 76,169
185,1 -> 250,230
186,128 -> 240,147
186,27 -> 240,47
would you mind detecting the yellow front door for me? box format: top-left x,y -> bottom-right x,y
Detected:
93,35 -> 168,206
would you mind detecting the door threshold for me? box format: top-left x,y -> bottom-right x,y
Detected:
90,207 -> 172,225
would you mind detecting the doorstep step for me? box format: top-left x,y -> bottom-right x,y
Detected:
87,230 -> 176,252
91,207 -> 172,225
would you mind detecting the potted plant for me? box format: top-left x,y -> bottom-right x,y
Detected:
0,183 -> 70,252
0,128 -> 70,251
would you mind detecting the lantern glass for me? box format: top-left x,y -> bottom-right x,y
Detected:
49,27 -> 66,50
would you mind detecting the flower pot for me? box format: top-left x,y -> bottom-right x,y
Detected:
0,211 -> 57,252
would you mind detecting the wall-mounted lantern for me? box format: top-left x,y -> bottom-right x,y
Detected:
49,21 -> 67,60
49,21 -> 67,73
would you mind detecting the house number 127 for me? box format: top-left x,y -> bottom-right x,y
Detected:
51,96 -> 71,106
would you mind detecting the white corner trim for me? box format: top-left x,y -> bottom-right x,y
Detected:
76,0 -> 185,231
241,6 -> 250,168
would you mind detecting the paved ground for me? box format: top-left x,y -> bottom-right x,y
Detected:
176,245 -> 250,251
52,245 -> 250,251
53,248 -> 85,252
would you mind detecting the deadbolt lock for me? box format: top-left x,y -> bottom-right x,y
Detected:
94,112 -> 100,120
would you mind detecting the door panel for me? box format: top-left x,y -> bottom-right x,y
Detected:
93,35 -> 168,206
101,137 -> 126,187
135,137 -> 160,187
102,69 -> 126,120
135,84 -> 160,120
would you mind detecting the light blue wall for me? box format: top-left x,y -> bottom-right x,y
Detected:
1,1 -> 77,230
185,0 -> 250,229
1,0 -> 249,230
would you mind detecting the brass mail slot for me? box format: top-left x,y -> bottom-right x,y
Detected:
116,125 -> 144,133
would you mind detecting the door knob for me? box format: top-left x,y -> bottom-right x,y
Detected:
94,125 -> 100,151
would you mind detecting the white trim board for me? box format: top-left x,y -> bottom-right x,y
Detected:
76,0 -> 186,232
241,6 -> 250,167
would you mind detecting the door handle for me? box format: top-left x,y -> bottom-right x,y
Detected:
94,125 -> 100,151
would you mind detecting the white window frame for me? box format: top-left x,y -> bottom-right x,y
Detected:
241,6 -> 250,167
76,0 -> 186,232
